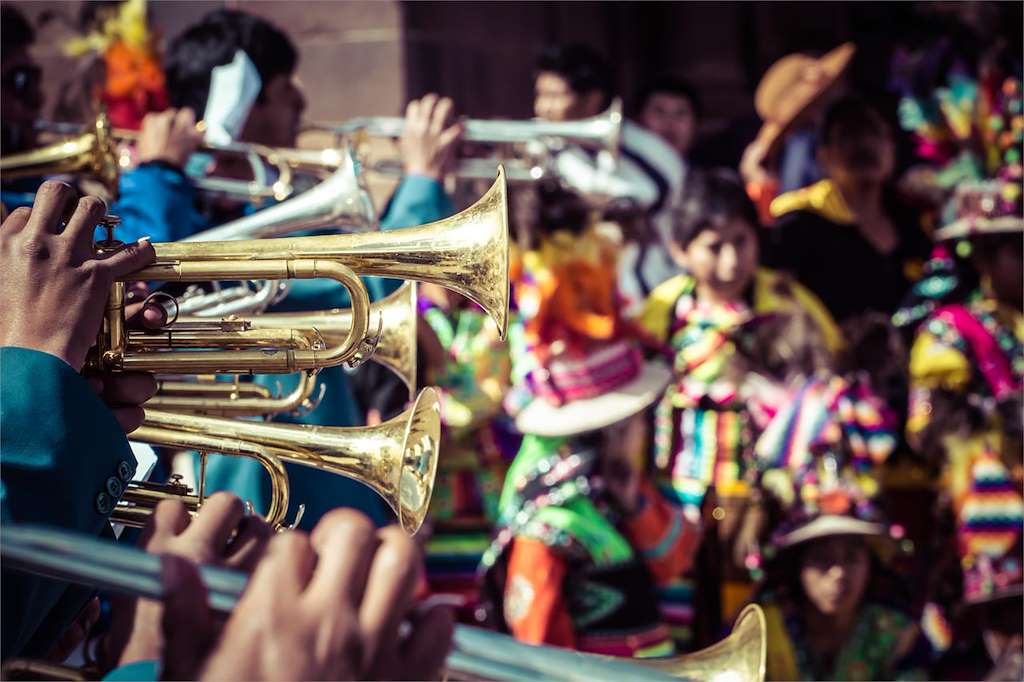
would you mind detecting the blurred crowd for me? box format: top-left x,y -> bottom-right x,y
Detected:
1,1 -> 1021,680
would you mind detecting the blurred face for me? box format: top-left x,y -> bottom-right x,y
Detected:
974,234 -> 1024,310
534,72 -> 602,121
601,411 -> 648,466
671,217 -> 759,303
241,73 -> 306,147
1,47 -> 43,152
799,536 -> 871,617
640,92 -> 697,156
820,120 -> 895,187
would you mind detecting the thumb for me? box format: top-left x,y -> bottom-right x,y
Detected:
160,555 -> 213,680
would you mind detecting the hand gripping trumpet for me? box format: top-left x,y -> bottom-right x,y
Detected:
2,524 -> 767,682
90,167 -> 508,375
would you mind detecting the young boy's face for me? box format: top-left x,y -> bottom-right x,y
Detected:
672,217 -> 759,302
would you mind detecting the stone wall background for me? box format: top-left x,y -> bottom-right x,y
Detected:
7,1 -> 1022,166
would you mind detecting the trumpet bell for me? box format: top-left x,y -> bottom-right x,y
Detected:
0,114 -> 119,193
185,148 -> 377,241
639,604 -> 766,682
141,386 -> 442,534
149,166 -> 509,339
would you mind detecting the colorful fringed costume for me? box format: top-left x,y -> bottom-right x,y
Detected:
635,269 -> 839,642
479,435 -> 699,656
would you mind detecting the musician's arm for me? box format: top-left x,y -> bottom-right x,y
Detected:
110,163 -> 207,244
0,347 -> 138,657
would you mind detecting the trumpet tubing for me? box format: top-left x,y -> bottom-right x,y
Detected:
331,98 -> 623,155
141,387 -> 441,534
146,372 -> 319,418
3,525 -> 767,682
247,281 -> 418,397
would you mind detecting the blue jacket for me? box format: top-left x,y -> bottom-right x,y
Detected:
1,348 -> 137,657
114,170 -> 455,528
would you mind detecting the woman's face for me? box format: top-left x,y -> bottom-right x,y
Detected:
672,217 -> 759,303
799,536 -> 871,617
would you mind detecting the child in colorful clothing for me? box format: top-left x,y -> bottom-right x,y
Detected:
752,450 -> 931,681
479,217 -> 701,656
635,169 -> 840,643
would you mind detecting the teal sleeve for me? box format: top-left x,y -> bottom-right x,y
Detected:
103,660 -> 160,681
1,347 -> 138,657
380,175 -> 454,230
108,163 -> 207,243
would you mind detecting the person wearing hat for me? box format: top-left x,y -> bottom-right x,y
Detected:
477,204 -> 701,656
740,43 -> 855,224
896,71 -> 1024,678
750,446 -> 931,681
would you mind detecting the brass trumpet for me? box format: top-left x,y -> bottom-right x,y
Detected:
145,371 -> 322,418
148,282 -> 417,416
131,386 -> 441,534
22,115 -> 350,202
0,114 -> 119,193
92,167 -> 508,375
327,100 -> 622,185
246,281 -> 418,399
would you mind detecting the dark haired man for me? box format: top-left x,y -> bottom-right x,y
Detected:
118,9 -> 464,531
637,76 -> 701,161
532,44 -> 686,314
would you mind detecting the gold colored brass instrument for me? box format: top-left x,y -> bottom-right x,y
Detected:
246,281 -> 418,398
145,372 -> 320,418
2,524 -> 767,682
93,167 -> 507,375
114,423 -> 292,529
0,114 -> 119,192
140,386 -> 441,534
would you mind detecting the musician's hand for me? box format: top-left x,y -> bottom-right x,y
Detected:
84,285 -> 166,433
111,495 -> 271,671
0,181 -> 155,371
201,509 -> 454,681
399,93 -> 464,181
137,108 -> 203,170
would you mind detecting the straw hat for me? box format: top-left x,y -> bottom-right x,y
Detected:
753,43 -> 856,157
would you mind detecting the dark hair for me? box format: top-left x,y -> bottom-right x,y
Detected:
820,96 -> 890,146
2,5 -> 34,59
536,44 -> 611,97
164,9 -> 298,116
671,168 -> 760,248
635,75 -> 702,119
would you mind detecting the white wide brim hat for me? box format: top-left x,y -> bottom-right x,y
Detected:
777,514 -> 886,550
514,361 -> 672,437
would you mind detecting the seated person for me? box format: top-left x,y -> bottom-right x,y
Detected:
750,451 -> 931,680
